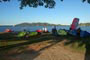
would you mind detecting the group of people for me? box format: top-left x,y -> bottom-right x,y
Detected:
36,27 -> 49,35
4,18 -> 90,37
36,26 -> 58,35
51,18 -> 90,37
69,18 -> 90,37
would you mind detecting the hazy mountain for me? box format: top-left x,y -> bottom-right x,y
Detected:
79,23 -> 90,26
15,22 -> 62,26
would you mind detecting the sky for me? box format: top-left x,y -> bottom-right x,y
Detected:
0,0 -> 90,25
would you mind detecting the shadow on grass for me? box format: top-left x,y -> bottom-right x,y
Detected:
0,32 -> 90,60
0,33 -> 64,51
64,36 -> 90,60
0,33 -> 64,60
0,46 -> 41,60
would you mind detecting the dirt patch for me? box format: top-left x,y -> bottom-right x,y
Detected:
0,40 -> 86,60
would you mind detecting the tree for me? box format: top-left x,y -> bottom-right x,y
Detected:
0,0 -> 90,9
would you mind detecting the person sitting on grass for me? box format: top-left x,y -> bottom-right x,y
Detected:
52,26 -> 58,36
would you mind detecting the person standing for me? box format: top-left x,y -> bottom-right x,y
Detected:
42,27 -> 48,33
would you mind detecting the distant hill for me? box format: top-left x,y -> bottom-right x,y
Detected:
0,25 -> 13,27
1,22 -> 90,27
79,23 -> 90,26
15,22 -> 62,26
16,22 -> 90,26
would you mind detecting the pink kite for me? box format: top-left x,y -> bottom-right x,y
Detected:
70,18 -> 79,30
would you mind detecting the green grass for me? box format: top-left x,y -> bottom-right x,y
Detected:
0,32 -> 90,53
0,40 -> 27,47
66,42 -> 86,53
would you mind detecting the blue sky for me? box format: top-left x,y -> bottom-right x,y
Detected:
0,0 -> 90,25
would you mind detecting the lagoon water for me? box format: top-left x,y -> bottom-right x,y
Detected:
0,26 -> 90,33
